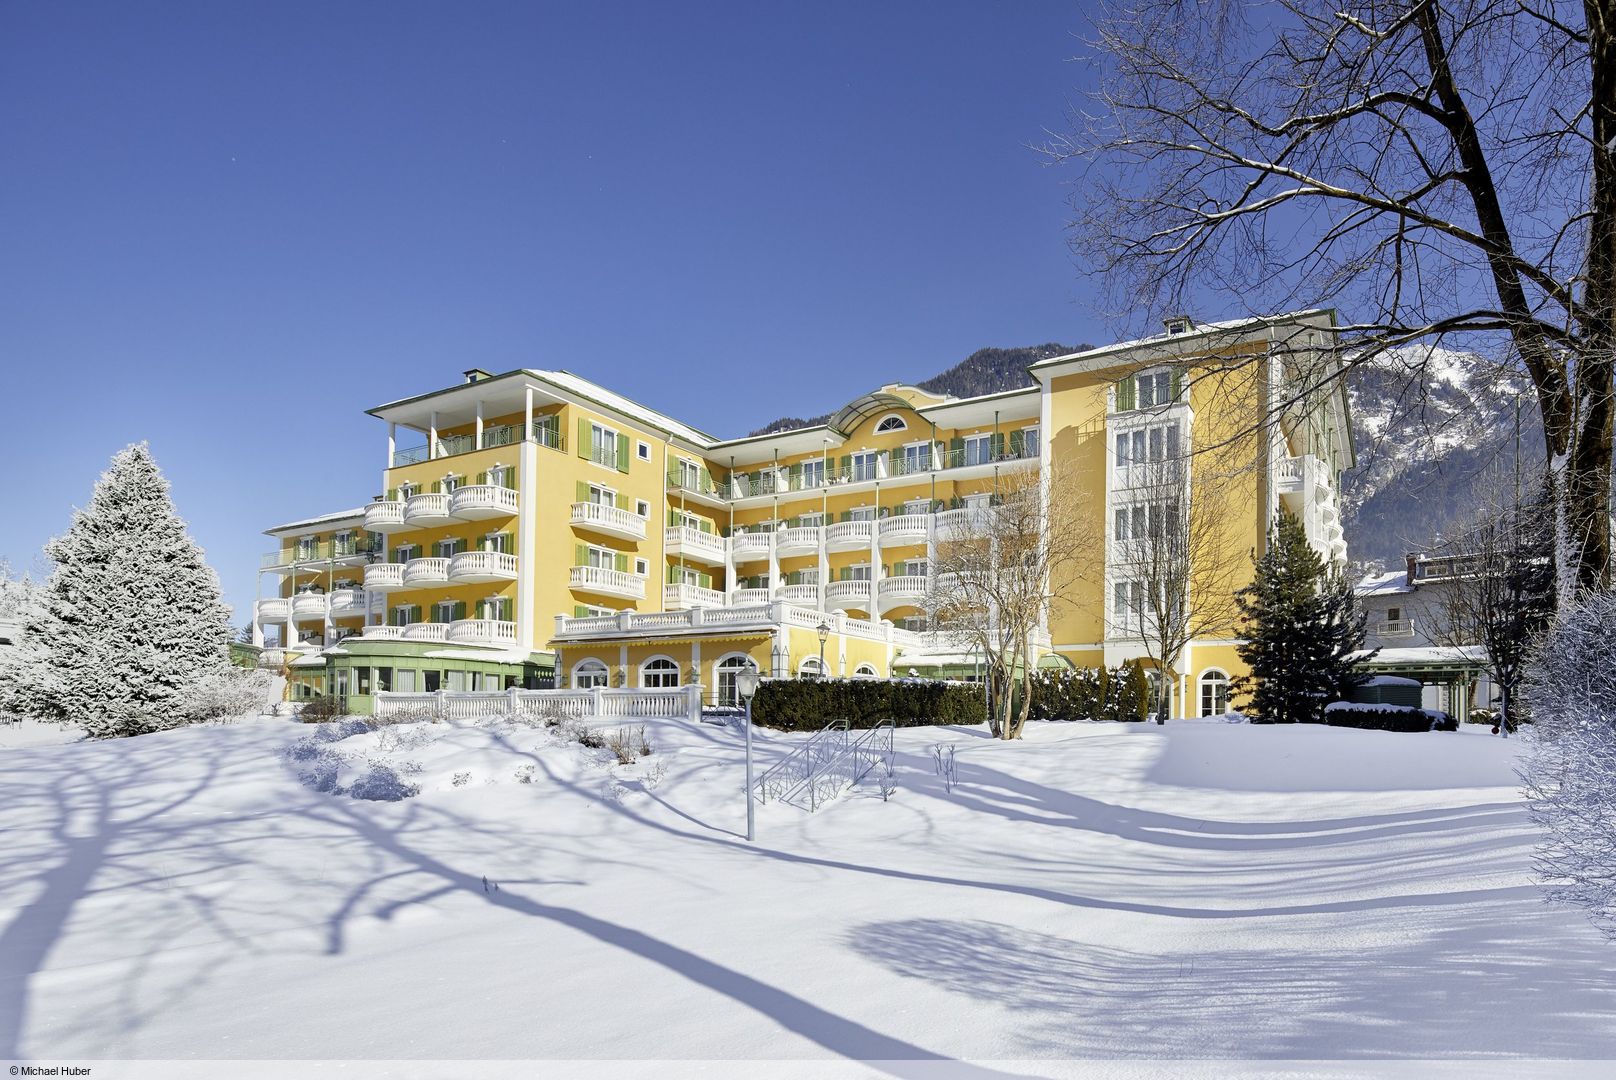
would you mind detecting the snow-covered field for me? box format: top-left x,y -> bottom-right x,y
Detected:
1,714 -> 1613,1075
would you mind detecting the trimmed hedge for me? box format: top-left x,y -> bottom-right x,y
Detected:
1027,663 -> 1150,723
749,677 -> 986,732
1322,702 -> 1458,733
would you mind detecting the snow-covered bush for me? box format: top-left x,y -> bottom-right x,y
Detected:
180,667 -> 275,723
1322,701 -> 1456,732
1521,590 -> 1616,938
349,765 -> 419,802
296,695 -> 347,723
605,724 -> 652,764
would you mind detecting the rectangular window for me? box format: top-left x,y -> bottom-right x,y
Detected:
1114,507 -> 1129,541
423,670 -> 441,693
901,442 -> 931,475
588,483 -> 616,507
589,424 -> 619,469
1022,427 -> 1040,458
850,506 -> 877,522
585,545 -> 614,569
801,459 -> 826,488
637,441 -> 652,461
851,451 -> 881,482
375,666 -> 392,692
446,670 -> 468,692
902,559 -> 929,577
636,499 -> 650,518
1136,371 -> 1173,409
676,458 -> 702,489
904,498 -> 930,515
395,669 -> 416,692
800,511 -> 825,527
1387,606 -> 1402,622
635,558 -> 649,576
355,666 -> 372,695
964,434 -> 992,467
846,563 -> 872,581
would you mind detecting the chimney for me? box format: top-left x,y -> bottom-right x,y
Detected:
1405,553 -> 1417,585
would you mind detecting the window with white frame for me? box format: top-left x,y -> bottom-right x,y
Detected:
904,497 -> 930,515
1200,670 -> 1230,717
1133,370 -> 1177,409
573,659 -> 609,689
434,600 -> 457,624
875,415 -> 907,433
1112,580 -> 1145,633
851,450 -> 881,482
1023,426 -> 1040,458
900,441 -> 931,475
672,509 -> 703,530
901,558 -> 929,577
589,423 -> 619,468
578,604 -> 613,618
634,558 -> 649,576
671,565 -> 704,587
636,499 -> 650,518
962,433 -> 992,466
844,563 -> 872,581
850,505 -> 878,521
583,545 -> 616,569
853,663 -> 879,678
1114,500 -> 1180,544
1114,423 -> 1182,469
714,654 -> 758,706
798,656 -> 826,678
587,482 -> 616,507
637,441 -> 651,461
963,493 -> 992,510
801,458 -> 826,488
641,657 -> 680,688
675,458 -> 702,489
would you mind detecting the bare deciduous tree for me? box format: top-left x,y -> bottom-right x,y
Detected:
926,463 -> 1097,739
1110,453 -> 1246,723
1048,0 -> 1615,600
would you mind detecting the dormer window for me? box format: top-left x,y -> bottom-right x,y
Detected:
1164,316 -> 1193,335
875,415 -> 908,433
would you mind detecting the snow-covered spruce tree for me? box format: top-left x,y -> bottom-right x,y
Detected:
1234,510 -> 1372,724
1520,591 -> 1616,938
0,558 -> 48,720
29,444 -> 236,738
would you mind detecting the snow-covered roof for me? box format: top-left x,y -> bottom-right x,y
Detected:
1356,570 -> 1413,596
1028,308 -> 1335,374
264,507 -> 369,536
1356,645 -> 1488,666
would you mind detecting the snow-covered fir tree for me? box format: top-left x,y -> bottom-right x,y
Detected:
28,443 -> 236,738
1235,510 -> 1372,723
0,558 -> 47,720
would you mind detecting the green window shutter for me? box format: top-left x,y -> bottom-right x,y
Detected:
989,433 -> 1005,459
839,455 -> 851,475
577,418 -> 591,459
616,433 -> 631,473
575,544 -> 586,566
788,463 -> 802,484
698,465 -> 712,490
503,470 -> 518,490
667,508 -> 679,527
1170,367 -> 1185,402
666,564 -> 678,584
1116,377 -> 1135,412
496,532 -> 513,553
698,519 -> 712,534
430,480 -> 442,494
476,471 -> 488,485
574,605 -> 589,618
1008,430 -> 1025,456
698,572 -> 711,590
948,437 -> 964,460
839,510 -> 851,523
577,480 -> 589,503
386,487 -> 397,501
453,601 -> 466,621
666,460 -> 679,485
614,552 -> 629,573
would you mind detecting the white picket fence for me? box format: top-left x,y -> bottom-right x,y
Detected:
371,685 -> 704,726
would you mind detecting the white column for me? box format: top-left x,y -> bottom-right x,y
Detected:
516,438 -> 539,652
251,571 -> 264,648
475,399 -> 485,449
817,536 -> 829,612
691,639 -> 701,689
525,388 -> 534,441
387,423 -> 396,471
429,410 -> 439,460
868,508 -> 882,619
767,530 -> 780,600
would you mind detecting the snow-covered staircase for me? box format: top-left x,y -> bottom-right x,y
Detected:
754,720 -> 896,811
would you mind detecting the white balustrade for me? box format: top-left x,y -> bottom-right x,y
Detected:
403,557 -> 452,586
449,550 -> 518,583
570,501 -> 649,540
447,619 -> 517,645
450,484 -> 519,519
570,564 -> 646,599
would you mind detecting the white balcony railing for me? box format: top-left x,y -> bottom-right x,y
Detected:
402,557 -> 452,587
665,526 -> 726,563
255,597 -> 291,621
449,484 -> 519,520
290,593 -> 328,620
447,619 -> 517,646
776,526 -> 822,555
570,501 -> 648,541
359,625 -> 404,640
327,589 -> 367,618
364,501 -> 409,532
448,550 -> 518,583
730,531 -> 773,560
1379,618 -> 1414,637
824,521 -> 874,549
403,491 -> 457,525
731,587 -> 771,605
777,584 -> 820,604
879,514 -> 930,545
570,565 -> 647,600
824,580 -> 873,610
364,563 -> 406,591
877,575 -> 928,606
664,583 -> 724,609
402,622 -> 450,642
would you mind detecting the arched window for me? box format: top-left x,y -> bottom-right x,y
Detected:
572,659 -> 609,689
874,415 -> 908,433
853,663 -> 878,678
714,653 -> 759,707
797,656 -> 825,679
641,656 -> 680,689
1145,669 -> 1172,719
1199,669 -> 1230,717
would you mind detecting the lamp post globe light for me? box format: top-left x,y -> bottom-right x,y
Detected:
736,670 -> 760,842
816,620 -> 830,679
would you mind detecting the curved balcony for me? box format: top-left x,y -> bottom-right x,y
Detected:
824,580 -> 873,611
776,526 -> 822,557
879,514 -> 930,547
402,557 -> 451,587
404,492 -> 458,527
448,550 -> 518,584
824,520 -> 873,551
731,587 -> 770,605
359,624 -> 404,640
878,575 -> 929,611
569,565 -> 646,600
290,593 -> 328,621
664,583 -> 723,609
401,622 -> 449,643
730,531 -> 773,561
570,501 -> 648,542
255,597 -> 291,621
932,508 -> 981,542
364,563 -> 406,592
450,484 -> 519,521
777,584 -> 820,604
665,525 -> 725,565
326,589 -> 367,619
364,500 -> 409,533
447,619 -> 517,646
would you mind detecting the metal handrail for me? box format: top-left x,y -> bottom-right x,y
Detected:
755,720 -> 849,803
797,721 -> 896,810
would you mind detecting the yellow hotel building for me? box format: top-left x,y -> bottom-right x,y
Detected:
253,310 -> 1352,716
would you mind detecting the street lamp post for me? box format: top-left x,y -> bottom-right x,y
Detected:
816,620 -> 830,679
736,670 -> 760,842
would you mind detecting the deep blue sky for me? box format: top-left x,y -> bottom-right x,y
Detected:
1,1 -> 1110,622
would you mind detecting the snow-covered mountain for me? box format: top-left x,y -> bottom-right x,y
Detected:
1340,345 -> 1542,572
